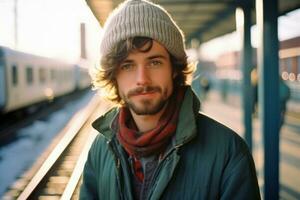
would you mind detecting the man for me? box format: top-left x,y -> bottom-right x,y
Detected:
80,0 -> 260,199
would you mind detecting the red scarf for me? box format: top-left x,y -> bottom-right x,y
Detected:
117,87 -> 185,158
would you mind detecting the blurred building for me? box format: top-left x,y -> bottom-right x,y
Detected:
214,36 -> 300,82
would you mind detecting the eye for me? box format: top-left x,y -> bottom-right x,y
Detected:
120,63 -> 134,71
149,60 -> 162,67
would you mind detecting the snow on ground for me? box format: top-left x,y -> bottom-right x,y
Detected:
0,90 -> 95,196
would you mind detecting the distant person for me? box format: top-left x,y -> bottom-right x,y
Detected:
80,0 -> 260,199
200,76 -> 210,100
191,74 -> 210,102
251,68 -> 290,128
220,78 -> 229,102
279,78 -> 291,128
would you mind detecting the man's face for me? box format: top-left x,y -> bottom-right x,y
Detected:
116,40 -> 174,115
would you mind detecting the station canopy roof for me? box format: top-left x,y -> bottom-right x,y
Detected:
86,0 -> 300,45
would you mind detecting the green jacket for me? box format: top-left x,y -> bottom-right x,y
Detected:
80,88 -> 260,200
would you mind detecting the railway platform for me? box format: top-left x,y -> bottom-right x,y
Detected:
202,91 -> 300,200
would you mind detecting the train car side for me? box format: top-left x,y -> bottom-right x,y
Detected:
74,65 -> 91,90
0,46 -> 76,114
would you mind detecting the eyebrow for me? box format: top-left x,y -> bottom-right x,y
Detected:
147,55 -> 167,60
122,54 -> 168,63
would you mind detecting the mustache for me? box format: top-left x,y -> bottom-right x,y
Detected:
127,86 -> 161,97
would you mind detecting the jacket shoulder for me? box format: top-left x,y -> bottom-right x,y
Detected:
178,111 -> 251,168
195,112 -> 250,155
194,113 -> 260,199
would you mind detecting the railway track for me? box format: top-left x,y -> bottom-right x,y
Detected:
0,90 -> 90,144
3,95 -> 112,200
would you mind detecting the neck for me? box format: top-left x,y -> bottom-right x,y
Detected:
130,104 -> 168,133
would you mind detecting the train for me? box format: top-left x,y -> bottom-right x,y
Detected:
0,46 -> 91,114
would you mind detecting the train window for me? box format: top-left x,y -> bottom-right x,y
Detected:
62,70 -> 65,81
60,71 -> 62,81
61,70 -> 64,81
39,68 -> 46,83
26,66 -> 33,84
51,69 -> 55,80
56,70 -> 60,81
11,65 -> 18,86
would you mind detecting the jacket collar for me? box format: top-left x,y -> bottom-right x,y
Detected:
174,86 -> 200,146
92,86 -> 200,145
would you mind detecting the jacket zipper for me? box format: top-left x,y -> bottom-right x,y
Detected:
109,139 -> 135,200
107,140 -> 123,200
146,138 -> 194,200
145,145 -> 179,200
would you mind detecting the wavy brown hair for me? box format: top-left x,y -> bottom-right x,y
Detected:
91,37 -> 193,104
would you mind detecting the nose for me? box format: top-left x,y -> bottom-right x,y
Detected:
136,66 -> 150,86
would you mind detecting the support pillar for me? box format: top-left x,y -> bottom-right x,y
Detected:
256,0 -> 280,199
236,2 -> 253,152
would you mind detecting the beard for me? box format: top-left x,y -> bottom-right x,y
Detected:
121,86 -> 170,115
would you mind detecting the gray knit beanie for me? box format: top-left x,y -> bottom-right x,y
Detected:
100,0 -> 186,60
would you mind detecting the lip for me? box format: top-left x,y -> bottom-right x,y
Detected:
132,91 -> 157,97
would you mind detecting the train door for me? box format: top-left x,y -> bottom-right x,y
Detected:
0,48 -> 6,110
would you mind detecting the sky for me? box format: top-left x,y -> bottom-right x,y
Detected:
0,0 -> 299,63
0,0 -> 102,63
